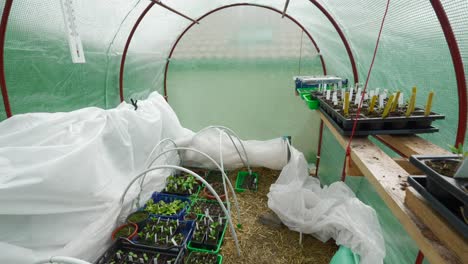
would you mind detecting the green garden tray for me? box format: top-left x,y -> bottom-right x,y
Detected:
235,171 -> 259,192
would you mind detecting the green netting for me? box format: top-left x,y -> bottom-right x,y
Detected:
1,0 -> 467,263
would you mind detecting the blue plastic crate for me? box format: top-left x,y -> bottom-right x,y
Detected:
130,217 -> 195,252
142,192 -> 191,220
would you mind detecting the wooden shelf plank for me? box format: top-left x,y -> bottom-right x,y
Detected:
393,157 -> 424,175
406,187 -> 467,263
375,135 -> 449,156
319,112 -> 462,264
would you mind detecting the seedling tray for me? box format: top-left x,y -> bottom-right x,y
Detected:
410,155 -> 467,204
143,192 -> 191,220
95,238 -> 184,264
235,171 -> 259,192
189,198 -> 228,217
162,185 -> 201,198
184,251 -> 222,264
130,217 -> 195,252
320,108 -> 439,136
408,176 -> 467,239
187,215 -> 228,254
313,92 -> 444,135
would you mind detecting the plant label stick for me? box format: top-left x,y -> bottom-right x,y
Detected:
411,86 -> 417,112
344,92 -> 350,116
154,258 -> 158,264
375,87 -> 380,95
406,92 -> 416,117
341,88 -> 345,99
349,86 -> 354,102
424,91 -> 434,116
171,237 -> 178,246
324,83 -> 328,91
354,88 -> 362,105
364,92 -> 368,101
382,94 -> 395,118
338,80 -> 342,89
391,91 -> 400,112
326,89 -> 331,100
379,94 -> 384,108
398,93 -> 404,107
368,95 -> 377,113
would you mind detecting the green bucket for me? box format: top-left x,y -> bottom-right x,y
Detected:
302,94 -> 319,110
235,171 -> 259,193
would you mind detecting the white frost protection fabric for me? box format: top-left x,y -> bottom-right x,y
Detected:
0,92 -> 288,263
268,147 -> 386,264
0,92 -> 192,264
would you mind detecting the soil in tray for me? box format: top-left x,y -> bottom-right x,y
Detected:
425,159 -> 461,177
184,252 -> 218,264
240,174 -> 257,190
135,218 -> 186,248
203,182 -> 226,197
204,171 -> 224,184
191,199 -> 225,216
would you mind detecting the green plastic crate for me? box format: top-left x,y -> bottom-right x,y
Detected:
235,171 -> 259,193
185,251 -> 223,264
187,215 -> 228,254
302,94 -> 319,110
329,246 -> 360,264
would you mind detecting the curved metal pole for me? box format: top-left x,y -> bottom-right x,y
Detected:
430,0 -> 467,146
0,0 -> 13,118
163,3 -> 327,98
141,147 -> 241,226
308,0 -> 359,84
119,2 -> 155,102
119,165 -> 241,256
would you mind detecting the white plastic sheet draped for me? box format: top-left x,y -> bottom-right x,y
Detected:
268,147 -> 386,264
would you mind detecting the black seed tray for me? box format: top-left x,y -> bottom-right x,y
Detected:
320,108 -> 439,136
312,92 -> 444,134
410,155 -> 467,205
408,176 -> 467,239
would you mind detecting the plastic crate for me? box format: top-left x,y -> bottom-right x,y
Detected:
130,217 -> 195,252
143,192 -> 192,220
185,251 -> 223,264
187,215 -> 228,254
302,94 -> 319,110
235,171 -> 258,193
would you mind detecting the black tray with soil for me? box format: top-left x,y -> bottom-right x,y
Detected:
410,155 -> 467,205
312,91 -> 444,135
95,238 -> 184,264
203,171 -> 225,184
190,198 -> 227,216
320,107 -> 439,136
408,176 -> 467,239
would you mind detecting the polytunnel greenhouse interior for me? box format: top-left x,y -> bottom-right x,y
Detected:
0,0 -> 467,264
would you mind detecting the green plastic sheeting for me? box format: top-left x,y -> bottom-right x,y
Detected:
1,1 -> 467,263
329,246 -> 360,264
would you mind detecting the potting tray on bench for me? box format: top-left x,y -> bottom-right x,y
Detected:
408,176 -> 468,239
409,155 -> 467,205
95,238 -> 184,264
129,217 -> 195,252
313,92 -> 444,136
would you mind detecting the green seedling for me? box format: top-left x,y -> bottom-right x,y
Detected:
448,143 -> 468,158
